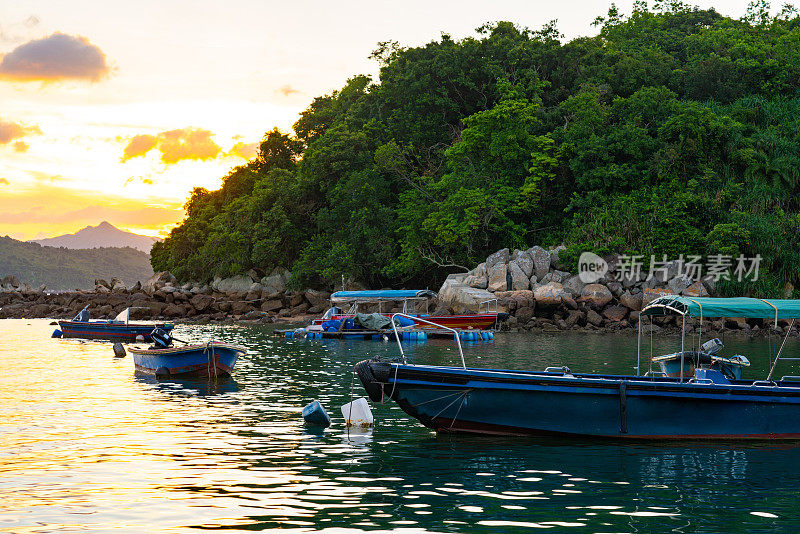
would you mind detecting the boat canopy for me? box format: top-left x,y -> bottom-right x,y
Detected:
330,290 -> 436,303
642,295 -> 800,321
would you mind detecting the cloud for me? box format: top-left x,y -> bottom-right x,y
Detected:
121,128 -> 222,164
159,128 -> 221,164
0,178 -> 8,185
228,141 -> 259,160
13,141 -> 29,152
276,84 -> 302,97
124,176 -> 154,186
121,134 -> 157,161
0,119 -> 41,144
0,32 -> 111,82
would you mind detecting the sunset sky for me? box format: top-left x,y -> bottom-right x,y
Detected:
1,0 -> 753,241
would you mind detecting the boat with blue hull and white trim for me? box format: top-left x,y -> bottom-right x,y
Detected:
355,298 -> 800,440
129,340 -> 245,378
58,306 -> 173,341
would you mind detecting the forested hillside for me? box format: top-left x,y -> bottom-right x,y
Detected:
152,2 -> 800,297
0,237 -> 154,290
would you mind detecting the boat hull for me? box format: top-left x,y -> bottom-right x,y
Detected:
356,361 -> 800,440
129,342 -> 245,377
58,321 -> 173,341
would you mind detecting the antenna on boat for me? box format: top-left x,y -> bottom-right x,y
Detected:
342,274 -> 346,292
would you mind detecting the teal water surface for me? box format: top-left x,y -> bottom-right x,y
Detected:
2,319 -> 800,533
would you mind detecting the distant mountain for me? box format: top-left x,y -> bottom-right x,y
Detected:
0,236 -> 154,290
31,221 -> 159,253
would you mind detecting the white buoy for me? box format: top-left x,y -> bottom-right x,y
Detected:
341,398 -> 374,428
135,335 -> 145,342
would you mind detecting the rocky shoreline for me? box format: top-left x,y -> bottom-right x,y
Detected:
0,261 -> 796,338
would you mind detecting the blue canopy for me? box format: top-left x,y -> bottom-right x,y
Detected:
642,295 -> 800,321
331,290 -> 436,302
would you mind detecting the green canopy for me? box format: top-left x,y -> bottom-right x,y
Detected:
642,295 -> 800,320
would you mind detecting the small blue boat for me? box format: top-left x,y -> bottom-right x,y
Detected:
58,306 -> 173,341
129,339 -> 246,378
356,298 -> 800,440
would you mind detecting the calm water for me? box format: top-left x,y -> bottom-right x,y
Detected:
2,319 -> 800,533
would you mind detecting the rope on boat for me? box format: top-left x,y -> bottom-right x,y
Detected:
203,340 -> 217,380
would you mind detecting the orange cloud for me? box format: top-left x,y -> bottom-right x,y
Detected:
276,84 -> 302,97
0,178 -> 8,185
121,128 -> 222,164
13,141 -> 29,152
0,119 -> 40,144
228,141 -> 259,160
0,32 -> 111,82
121,134 -> 157,161
159,128 -> 221,164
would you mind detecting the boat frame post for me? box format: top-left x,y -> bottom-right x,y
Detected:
680,313 -> 686,382
391,313 -> 465,368
767,318 -> 795,381
636,316 -> 641,376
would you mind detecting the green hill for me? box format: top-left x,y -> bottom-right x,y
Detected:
0,236 -> 154,290
152,2 -> 800,297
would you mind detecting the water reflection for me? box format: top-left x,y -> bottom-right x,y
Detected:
1,319 -> 799,533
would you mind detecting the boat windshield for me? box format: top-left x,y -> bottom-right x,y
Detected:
113,308 -> 130,323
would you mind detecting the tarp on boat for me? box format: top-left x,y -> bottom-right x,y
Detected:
331,290 -> 436,302
642,295 -> 800,320
354,312 -> 393,330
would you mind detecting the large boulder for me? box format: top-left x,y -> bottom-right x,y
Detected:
580,284 -> 613,308
1,275 -> 20,288
507,261 -> 530,291
261,299 -> 283,312
534,282 -> 566,307
485,248 -> 510,269
464,262 -> 488,289
304,289 -> 331,308
190,293 -> 214,312
562,275 -> 585,297
110,278 -> 127,293
684,281 -> 709,297
619,290 -> 643,311
211,274 -> 255,294
495,290 -> 534,313
438,278 -> 498,314
511,250 -> 534,278
602,305 -> 629,322
528,246 -> 551,280
667,274 -> 693,295
487,263 -> 508,292
143,271 -> 177,295
94,279 -> 110,290
586,309 -> 603,326
261,268 -> 290,294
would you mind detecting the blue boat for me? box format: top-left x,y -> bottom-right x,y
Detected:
58,306 -> 173,341
129,340 -> 246,378
356,299 -> 800,440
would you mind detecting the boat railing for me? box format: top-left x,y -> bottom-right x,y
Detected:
479,298 -> 499,314
544,366 -> 571,375
390,313 -> 465,369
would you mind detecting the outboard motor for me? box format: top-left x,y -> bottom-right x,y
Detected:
701,338 -> 724,355
151,328 -> 173,349
74,306 -> 90,322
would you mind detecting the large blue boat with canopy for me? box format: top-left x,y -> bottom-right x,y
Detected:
311,289 -> 500,332
355,297 -> 800,439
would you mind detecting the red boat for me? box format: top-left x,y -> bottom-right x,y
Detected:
311,290 -> 499,331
